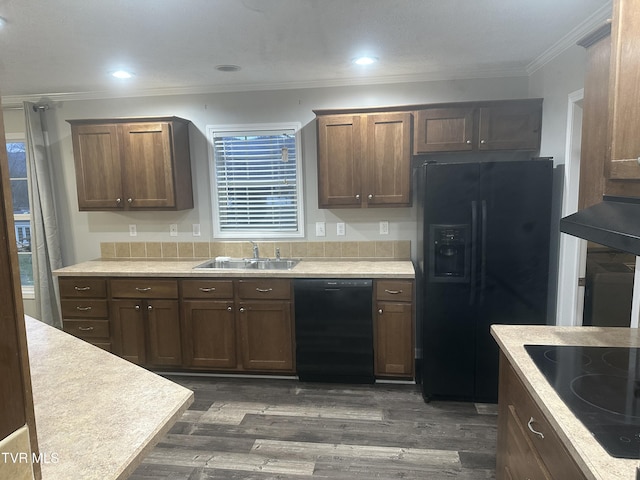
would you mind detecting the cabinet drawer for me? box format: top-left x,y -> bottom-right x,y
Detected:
506,364 -> 585,479
110,278 -> 178,299
237,279 -> 291,300
182,279 -> 233,299
61,299 -> 108,318
63,319 -> 110,339
59,277 -> 107,298
376,280 -> 413,302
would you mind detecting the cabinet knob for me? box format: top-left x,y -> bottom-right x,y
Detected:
480,139 -> 486,144
466,140 -> 471,144
378,308 -> 383,314
355,194 -> 360,200
227,306 -> 232,312
637,157 -> 640,165
127,198 -> 133,204
239,307 -> 246,313
116,198 -> 121,205
135,305 -> 141,311
368,194 -> 373,200
148,305 -> 153,311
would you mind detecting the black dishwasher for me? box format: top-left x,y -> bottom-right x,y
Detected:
294,279 -> 374,383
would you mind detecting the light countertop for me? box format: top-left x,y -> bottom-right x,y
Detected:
53,259 -> 415,279
491,324 -> 640,480
25,316 -> 193,480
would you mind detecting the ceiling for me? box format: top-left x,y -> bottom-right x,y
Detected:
0,0 -> 611,104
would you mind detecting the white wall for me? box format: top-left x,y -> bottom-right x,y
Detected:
19,77 -> 530,266
528,44 -> 589,323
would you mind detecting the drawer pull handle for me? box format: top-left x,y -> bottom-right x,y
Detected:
199,287 -> 216,292
384,289 -> 403,295
527,417 -> 544,439
135,287 -> 152,292
255,288 -> 273,293
74,286 -> 91,291
78,326 -> 94,331
76,306 -> 92,311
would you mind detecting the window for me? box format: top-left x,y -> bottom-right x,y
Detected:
208,123 -> 304,238
6,139 -> 33,295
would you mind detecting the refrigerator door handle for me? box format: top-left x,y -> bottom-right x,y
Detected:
480,200 -> 487,304
470,201 -> 478,306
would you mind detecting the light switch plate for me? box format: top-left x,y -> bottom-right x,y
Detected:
379,221 -> 389,235
169,224 -> 178,237
192,224 -> 201,237
315,221 -> 326,237
129,224 -> 137,237
337,222 -> 346,236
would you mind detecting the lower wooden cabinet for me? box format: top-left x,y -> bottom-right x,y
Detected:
374,280 -> 414,378
238,300 -> 293,371
59,276 -> 111,351
181,280 -> 237,369
58,274 -> 414,380
496,354 -> 586,480
110,279 -> 182,367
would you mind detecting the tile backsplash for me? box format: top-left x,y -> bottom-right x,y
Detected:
100,240 -> 411,260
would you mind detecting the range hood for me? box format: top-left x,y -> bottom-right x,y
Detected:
560,196 -> 640,256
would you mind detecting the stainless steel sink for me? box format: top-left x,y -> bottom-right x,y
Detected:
194,258 -> 299,270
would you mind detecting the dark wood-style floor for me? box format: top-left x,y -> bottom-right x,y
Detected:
129,376 -> 497,480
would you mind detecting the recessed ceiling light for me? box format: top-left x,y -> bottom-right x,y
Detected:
215,65 -> 241,72
0,17 -> 7,28
353,56 -> 378,66
112,70 -> 134,79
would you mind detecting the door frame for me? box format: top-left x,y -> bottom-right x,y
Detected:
556,89 -> 587,326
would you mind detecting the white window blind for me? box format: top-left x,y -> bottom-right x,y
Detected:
209,124 -> 304,238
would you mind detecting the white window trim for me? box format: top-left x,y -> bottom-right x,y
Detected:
6,134 -> 34,299
207,122 -> 305,239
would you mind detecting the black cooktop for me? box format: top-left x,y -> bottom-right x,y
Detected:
525,344 -> 640,459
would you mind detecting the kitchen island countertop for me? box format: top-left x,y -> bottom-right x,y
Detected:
491,324 -> 640,480
26,315 -> 193,479
52,258 -> 415,279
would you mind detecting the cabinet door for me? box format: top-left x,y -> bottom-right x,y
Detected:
366,113 -> 412,207
120,122 -> 176,208
111,299 -> 146,364
477,102 -> 541,151
375,302 -> 413,377
181,300 -> 237,368
146,299 -> 182,366
238,301 -> 293,371
606,0 -> 640,181
413,107 -> 474,153
317,114 -> 363,207
71,123 -> 124,210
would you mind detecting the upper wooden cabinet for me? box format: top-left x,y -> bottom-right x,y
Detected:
577,23 -> 611,209
605,0 -> 640,186
413,99 -> 542,154
68,117 -> 193,211
316,111 -> 412,208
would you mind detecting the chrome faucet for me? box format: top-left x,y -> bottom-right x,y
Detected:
250,241 -> 259,259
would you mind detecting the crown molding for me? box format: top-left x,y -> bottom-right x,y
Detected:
1,65 -> 528,107
526,1 -> 612,74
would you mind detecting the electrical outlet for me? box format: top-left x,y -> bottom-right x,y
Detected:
169,224 -> 178,237
379,221 -> 389,235
192,224 -> 201,237
315,221 -> 326,237
336,222 -> 346,236
129,224 -> 137,237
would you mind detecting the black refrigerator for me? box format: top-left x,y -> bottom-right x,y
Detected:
417,159 -> 552,403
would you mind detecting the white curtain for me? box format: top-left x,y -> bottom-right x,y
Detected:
24,102 -> 62,328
